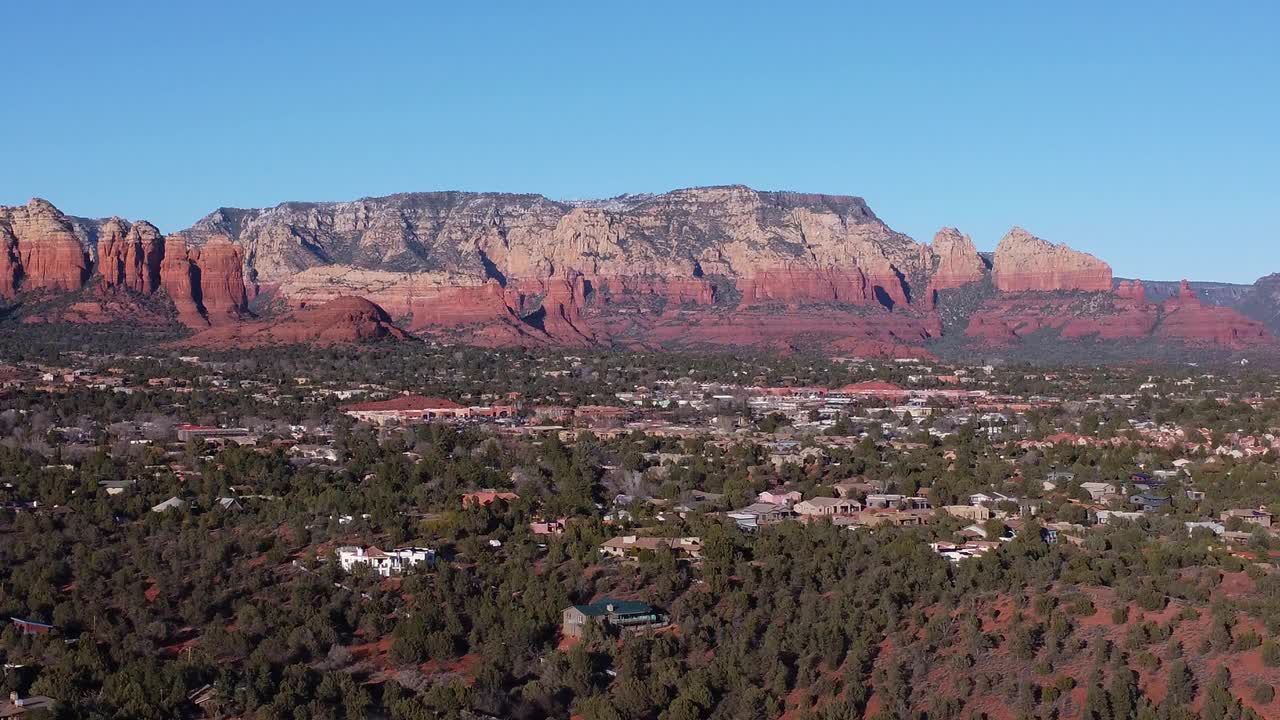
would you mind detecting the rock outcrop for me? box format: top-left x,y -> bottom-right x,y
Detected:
1158,280 -> 1270,347
157,235 -> 208,327
1114,279 -> 1147,303
1,190 -> 1274,355
0,199 -> 90,296
992,227 -> 1112,292
187,186 -> 928,325
97,217 -> 164,293
927,228 -> 986,291
1239,274 -> 1280,334
0,199 -> 250,329
964,277 -> 1272,349
190,236 -> 248,325
181,296 -> 408,347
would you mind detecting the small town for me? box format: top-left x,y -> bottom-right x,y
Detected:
2,342 -> 1280,719
4,3 -> 1280,717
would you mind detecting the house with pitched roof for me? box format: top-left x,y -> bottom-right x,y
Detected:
562,598 -> 667,638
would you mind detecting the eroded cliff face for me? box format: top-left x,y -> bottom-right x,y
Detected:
992,227 -> 1112,292
1,190 -> 1273,354
97,217 -> 164,294
0,199 -> 248,328
927,228 -> 986,291
187,186 -> 930,327
0,199 -> 90,296
190,237 -> 248,325
1159,280 -> 1270,347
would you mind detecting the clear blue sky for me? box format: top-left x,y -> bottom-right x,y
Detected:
3,1 -> 1276,282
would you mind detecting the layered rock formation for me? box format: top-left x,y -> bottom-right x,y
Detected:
188,187 -> 931,331
190,237 -> 248,325
992,227 -> 1112,292
1114,279 -> 1147,303
97,217 -> 164,294
182,296 -> 408,347
1,188 -> 1273,355
1159,280 -> 1270,347
964,277 -> 1271,349
0,199 -> 248,328
927,228 -> 986,291
0,199 -> 90,296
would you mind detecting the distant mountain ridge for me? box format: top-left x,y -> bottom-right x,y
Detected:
1,186 -> 1275,358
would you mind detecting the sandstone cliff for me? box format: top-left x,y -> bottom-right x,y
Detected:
0,199 -> 249,328
992,227 -> 1112,292
186,186 -> 930,328
927,228 -> 986,291
0,199 -> 90,296
1,189 -> 1272,355
97,217 -> 164,294
1158,280 -> 1270,347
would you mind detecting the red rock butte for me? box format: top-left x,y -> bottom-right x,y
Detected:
991,227 -> 1112,293
1,187 -> 1274,354
1,199 -> 249,328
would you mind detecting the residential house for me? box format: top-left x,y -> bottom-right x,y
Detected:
1045,471 -> 1076,486
1220,508 -> 1273,528
99,479 -> 135,496
756,489 -> 802,506
600,535 -> 703,560
1079,482 -> 1118,501
1185,521 -> 1226,536
793,497 -> 860,517
846,509 -> 930,528
529,519 -> 567,536
968,492 -> 1011,506
863,494 -> 930,510
1043,522 -> 1088,546
1131,494 -> 1171,513
1,692 -> 56,718
942,505 -> 991,523
931,541 -> 999,563
151,496 -> 187,513
9,618 -> 53,636
462,490 -> 520,508
336,546 -> 435,577
177,425 -> 251,441
770,447 -> 827,469
562,598 -> 667,638
831,479 -> 870,498
1095,510 -> 1145,525
727,502 -> 792,530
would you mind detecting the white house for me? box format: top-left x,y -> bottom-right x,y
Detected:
757,490 -> 802,506
336,546 -> 434,577
1079,482 -> 1118,501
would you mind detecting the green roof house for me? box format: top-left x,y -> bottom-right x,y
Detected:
562,597 -> 667,638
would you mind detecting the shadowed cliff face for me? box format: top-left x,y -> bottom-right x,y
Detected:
1242,274 -> 1280,334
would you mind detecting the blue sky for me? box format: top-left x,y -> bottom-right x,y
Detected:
3,1 -> 1276,282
